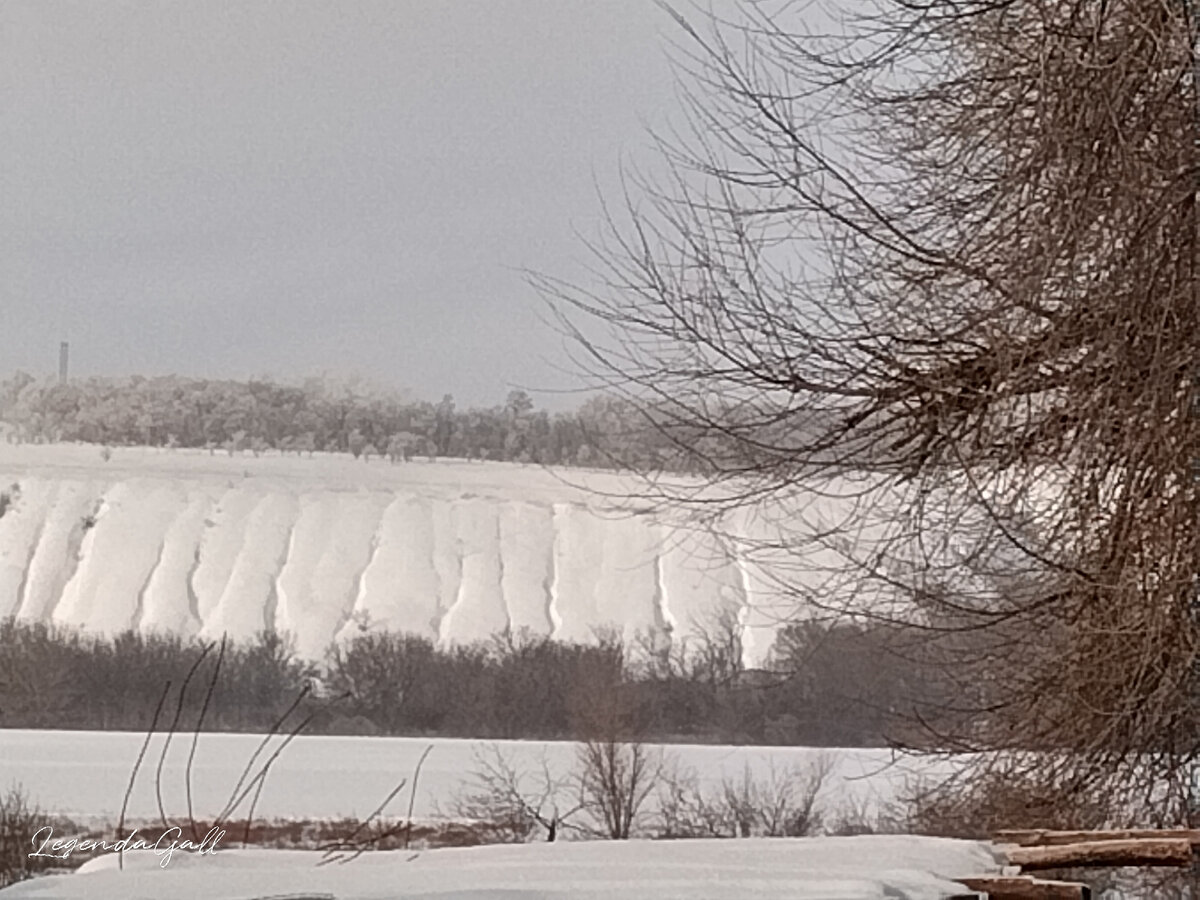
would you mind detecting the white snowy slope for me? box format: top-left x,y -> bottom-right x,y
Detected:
0,835 -> 1003,900
0,443 -> 834,663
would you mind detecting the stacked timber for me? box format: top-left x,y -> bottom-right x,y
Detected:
1005,837 -> 1191,870
994,828 -> 1200,848
952,829 -> 1194,899
956,875 -> 1089,899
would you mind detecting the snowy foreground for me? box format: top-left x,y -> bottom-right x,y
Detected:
0,730 -> 952,824
0,443 -> 838,663
0,835 -> 1003,900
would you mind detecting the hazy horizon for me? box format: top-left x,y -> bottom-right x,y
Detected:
2,2 -> 695,410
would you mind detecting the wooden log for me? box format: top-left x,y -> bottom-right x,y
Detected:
958,875 -> 1089,899
957,875 -> 1090,900
995,828 -> 1200,848
1006,838 -> 1192,870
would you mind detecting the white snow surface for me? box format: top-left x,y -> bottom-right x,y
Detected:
0,444 -> 820,662
0,730 -> 953,825
0,835 -> 1002,900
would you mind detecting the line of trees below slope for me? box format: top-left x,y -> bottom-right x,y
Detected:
0,616 -> 963,748
0,372 -> 699,471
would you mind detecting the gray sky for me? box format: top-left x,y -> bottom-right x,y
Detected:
1,1 -> 686,409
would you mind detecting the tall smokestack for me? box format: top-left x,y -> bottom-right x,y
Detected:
58,341 -> 69,384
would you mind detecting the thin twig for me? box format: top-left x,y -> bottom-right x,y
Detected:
187,634 -> 227,840
403,744 -> 434,851
118,679 -> 172,872
216,684 -> 311,824
154,641 -> 214,831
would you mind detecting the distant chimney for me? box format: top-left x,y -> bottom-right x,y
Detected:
58,341 -> 69,384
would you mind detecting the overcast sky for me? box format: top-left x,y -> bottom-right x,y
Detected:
1,2 -> 691,409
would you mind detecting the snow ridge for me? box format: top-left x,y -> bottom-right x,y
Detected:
35,491 -> 100,623
732,530 -> 757,670
131,531 -> 169,633
9,482 -> 53,619
266,506 -> 299,636
338,510 -> 384,643
0,448 -> 795,664
494,504 -> 512,636
184,542 -> 203,634
546,503 -> 563,639
140,492 -> 212,636
652,535 -> 674,637
431,499 -> 463,645
10,509 -> 46,620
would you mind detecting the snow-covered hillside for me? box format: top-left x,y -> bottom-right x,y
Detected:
0,444 -> 812,662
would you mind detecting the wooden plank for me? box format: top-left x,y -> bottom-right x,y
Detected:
1006,838 -> 1192,870
958,875 -> 1090,899
995,828 -> 1200,847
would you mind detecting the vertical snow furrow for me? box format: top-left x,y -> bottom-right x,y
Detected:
428,498 -> 444,640
54,482 -> 182,634
651,532 -> 674,639
498,501 -> 555,636
439,575 -> 466,644
330,500 -> 387,645
39,495 -> 101,624
51,492 -> 110,628
190,488 -> 261,624
131,535 -> 169,633
271,492 -> 386,657
16,482 -> 94,621
184,544 -> 203,634
730,528 -> 757,671
431,499 -> 463,645
0,480 -> 54,618
11,499 -> 49,619
592,511 -> 661,639
438,498 -> 507,643
435,503 -> 466,645
545,504 -> 562,639
0,453 -> 791,663
350,495 -> 439,639
495,507 -> 512,636
139,491 -> 213,637
265,507 -> 299,636
272,493 -> 332,651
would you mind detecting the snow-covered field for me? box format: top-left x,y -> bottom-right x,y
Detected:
0,729 -> 977,898
0,445 -> 999,899
0,443 -> 822,663
0,834 -> 1002,900
0,729 -> 950,826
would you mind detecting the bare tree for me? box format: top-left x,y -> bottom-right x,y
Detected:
449,744 -> 580,844
576,736 -> 658,840
569,636 -> 660,839
542,0 -> 1200,822
654,755 -> 831,839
